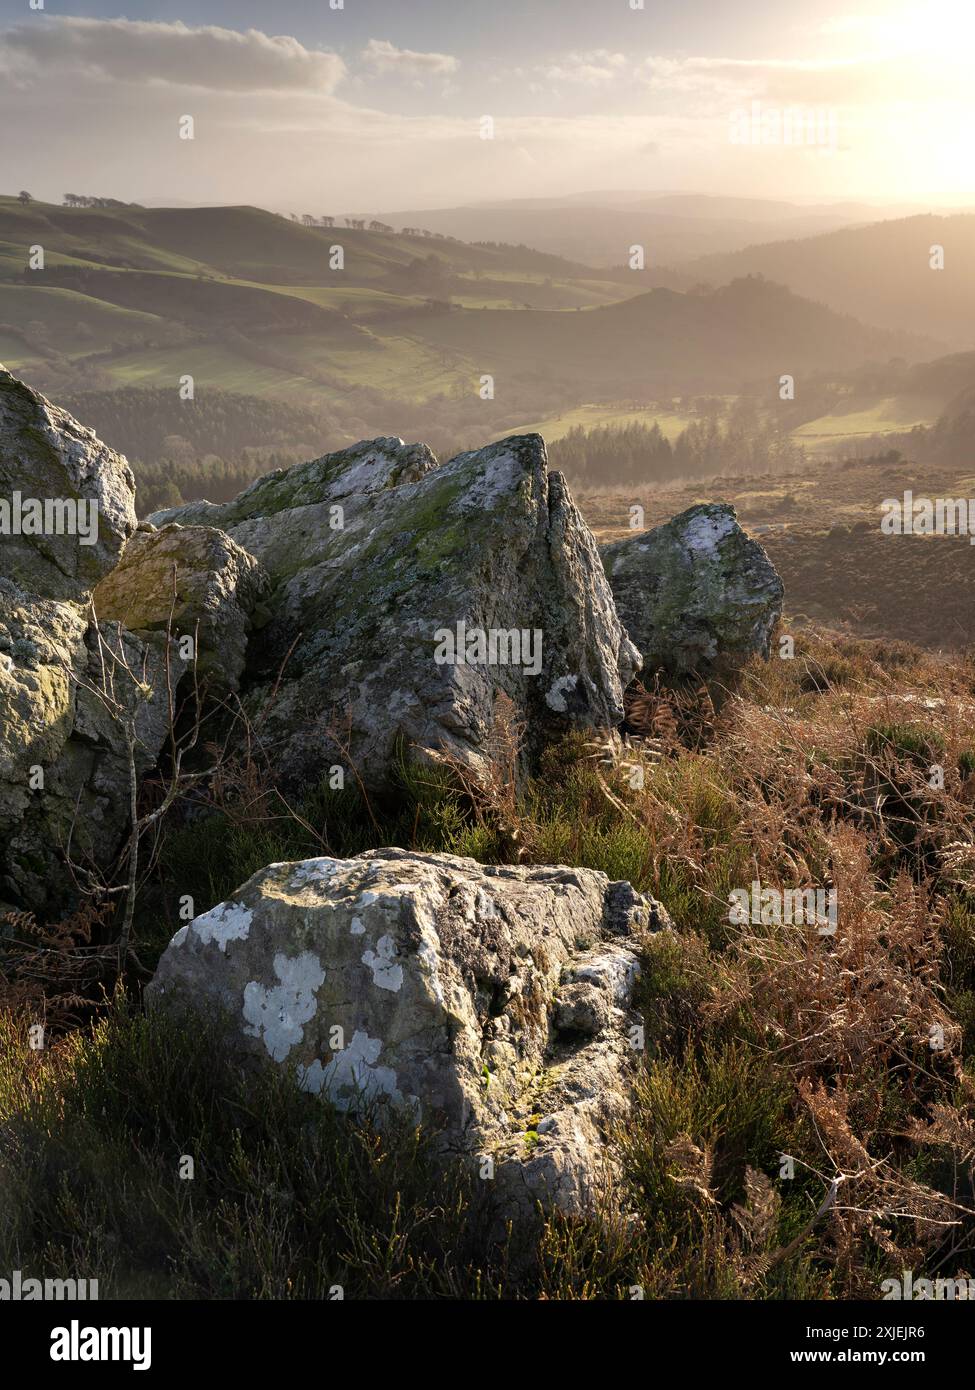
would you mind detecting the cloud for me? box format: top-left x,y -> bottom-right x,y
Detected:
541,50 -> 628,85
362,38 -> 458,78
635,52 -> 917,107
0,16 -> 345,93
0,17 -> 965,210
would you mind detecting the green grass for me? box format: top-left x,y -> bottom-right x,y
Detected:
0,999 -> 497,1300
0,977 -> 824,1300
104,342 -> 315,396
510,402 -> 703,445
793,393 -> 944,452
0,284 -> 175,351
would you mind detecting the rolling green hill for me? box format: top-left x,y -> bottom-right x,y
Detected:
0,195 -> 631,406
0,194 -> 951,502
0,196 -> 932,403
390,277 -> 932,395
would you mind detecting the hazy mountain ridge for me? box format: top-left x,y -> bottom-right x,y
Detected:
372,192 -> 941,267
665,214 -> 975,348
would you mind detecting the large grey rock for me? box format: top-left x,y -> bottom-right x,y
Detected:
93,524 -> 269,694
0,579 -> 173,910
601,503 -> 784,676
0,367 -> 136,600
156,434 -> 639,791
148,848 -> 670,1218
149,435 -> 438,537
0,369 -> 280,910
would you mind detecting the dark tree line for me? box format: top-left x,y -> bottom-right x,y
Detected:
548,417 -> 805,488
62,195 -> 137,209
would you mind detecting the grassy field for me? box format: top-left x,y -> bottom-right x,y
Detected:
793,393 -> 946,452
103,343 -> 311,396
512,401 -> 713,443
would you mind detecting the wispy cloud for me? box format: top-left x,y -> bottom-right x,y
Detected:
541,50 -> 628,85
635,52 -> 924,108
0,16 -> 346,93
362,38 -> 458,78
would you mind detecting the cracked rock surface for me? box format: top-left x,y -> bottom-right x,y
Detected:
148,848 -> 671,1217
0,367 -> 136,601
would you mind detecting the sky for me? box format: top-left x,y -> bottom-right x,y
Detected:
1,0 -> 973,212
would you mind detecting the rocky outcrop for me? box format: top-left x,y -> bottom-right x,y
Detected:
93,524 -> 269,694
0,579 -> 173,911
154,433 -> 639,793
1,365 -> 784,920
0,367 -> 136,601
148,848 -> 670,1218
0,373 -> 250,912
601,503 -> 784,677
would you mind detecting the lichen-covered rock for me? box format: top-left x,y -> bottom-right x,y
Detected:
0,367 -> 136,600
148,436 -> 438,538
157,433 -> 639,791
148,848 -> 670,1218
0,579 -> 173,910
0,584 -> 88,870
93,524 -> 269,693
0,370 -> 177,911
601,503 -> 784,676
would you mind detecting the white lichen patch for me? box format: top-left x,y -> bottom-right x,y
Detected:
455,445 -> 521,513
475,888 -> 499,920
190,901 -> 253,953
681,509 -> 736,554
415,935 -> 446,1008
242,950 -> 325,1061
362,934 -> 404,992
363,882 -> 421,902
350,915 -> 365,935
298,1029 -> 406,1111
289,859 -> 341,889
564,948 -> 641,1005
545,674 -> 578,713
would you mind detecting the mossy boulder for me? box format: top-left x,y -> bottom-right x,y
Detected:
601,503 -> 784,676
93,524 -> 269,693
148,436 -> 438,538
156,433 -> 638,792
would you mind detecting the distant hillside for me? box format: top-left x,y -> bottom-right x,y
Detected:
668,214 -> 975,349
0,195 -> 634,406
820,351 -> 975,467
0,194 -> 948,485
372,193 -> 914,268
0,196 -> 932,412
390,276 -> 936,396
0,198 -> 609,298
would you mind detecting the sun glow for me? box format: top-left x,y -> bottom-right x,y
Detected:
871,0 -> 975,57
